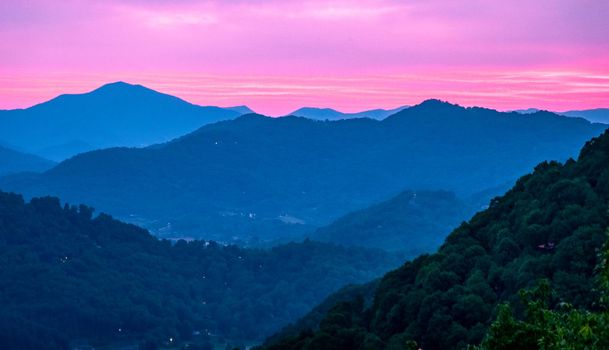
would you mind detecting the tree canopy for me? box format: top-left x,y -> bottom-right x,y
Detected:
0,192 -> 399,349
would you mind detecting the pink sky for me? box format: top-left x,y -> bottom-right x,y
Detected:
1,0 -> 608,115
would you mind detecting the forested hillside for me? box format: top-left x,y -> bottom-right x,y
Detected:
0,192 -> 399,349
264,129 -> 609,349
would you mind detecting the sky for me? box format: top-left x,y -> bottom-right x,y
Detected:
1,0 -> 608,115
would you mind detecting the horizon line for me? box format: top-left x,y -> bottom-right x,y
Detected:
2,79 -> 608,117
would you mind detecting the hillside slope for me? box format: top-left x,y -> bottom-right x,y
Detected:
264,129 -> 609,350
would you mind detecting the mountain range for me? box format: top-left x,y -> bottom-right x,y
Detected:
1,81 -> 606,164
514,107 -> 609,124
0,82 -> 247,161
291,106 -> 609,124
289,106 -> 408,120
1,98 -> 606,244
559,108 -> 609,124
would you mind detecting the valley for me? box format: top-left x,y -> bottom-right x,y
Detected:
2,2 -> 608,346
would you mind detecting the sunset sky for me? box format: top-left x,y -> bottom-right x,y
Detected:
1,0 -> 608,115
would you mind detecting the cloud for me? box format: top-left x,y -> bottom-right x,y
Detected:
127,8 -> 217,27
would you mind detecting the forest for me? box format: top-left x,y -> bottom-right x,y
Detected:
263,130 -> 609,349
0,192 -> 399,349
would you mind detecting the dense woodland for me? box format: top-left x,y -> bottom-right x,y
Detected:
2,100 -> 604,243
0,192 -> 399,349
264,129 -> 609,349
476,277 -> 609,350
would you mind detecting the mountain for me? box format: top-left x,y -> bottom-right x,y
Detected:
225,105 -> 256,115
0,191 -> 399,349
0,145 -> 55,176
289,106 -> 408,120
263,129 -> 609,350
308,190 -> 472,254
0,82 -> 243,161
559,108 -> 609,124
1,100 -> 606,243
514,107 -> 609,124
34,140 -> 95,162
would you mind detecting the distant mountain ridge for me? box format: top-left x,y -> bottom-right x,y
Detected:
225,105 -> 256,115
0,82 -> 245,160
289,105 -> 408,120
0,145 -> 55,176
1,99 -> 605,244
559,108 -> 609,124
513,107 -> 609,124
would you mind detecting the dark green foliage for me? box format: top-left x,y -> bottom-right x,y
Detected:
2,100 -> 605,243
309,190 -> 471,254
477,280 -> 609,350
264,129 -> 609,350
265,281 -> 380,346
476,233 -> 609,349
0,192 -> 399,349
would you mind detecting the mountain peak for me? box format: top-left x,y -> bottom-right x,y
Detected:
101,80 -> 134,87
294,107 -> 338,112
383,99 -> 463,123
0,81 -> 242,160
417,99 -> 459,109
92,81 -> 149,94
402,99 -> 465,115
290,107 -> 342,118
224,105 -> 255,115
